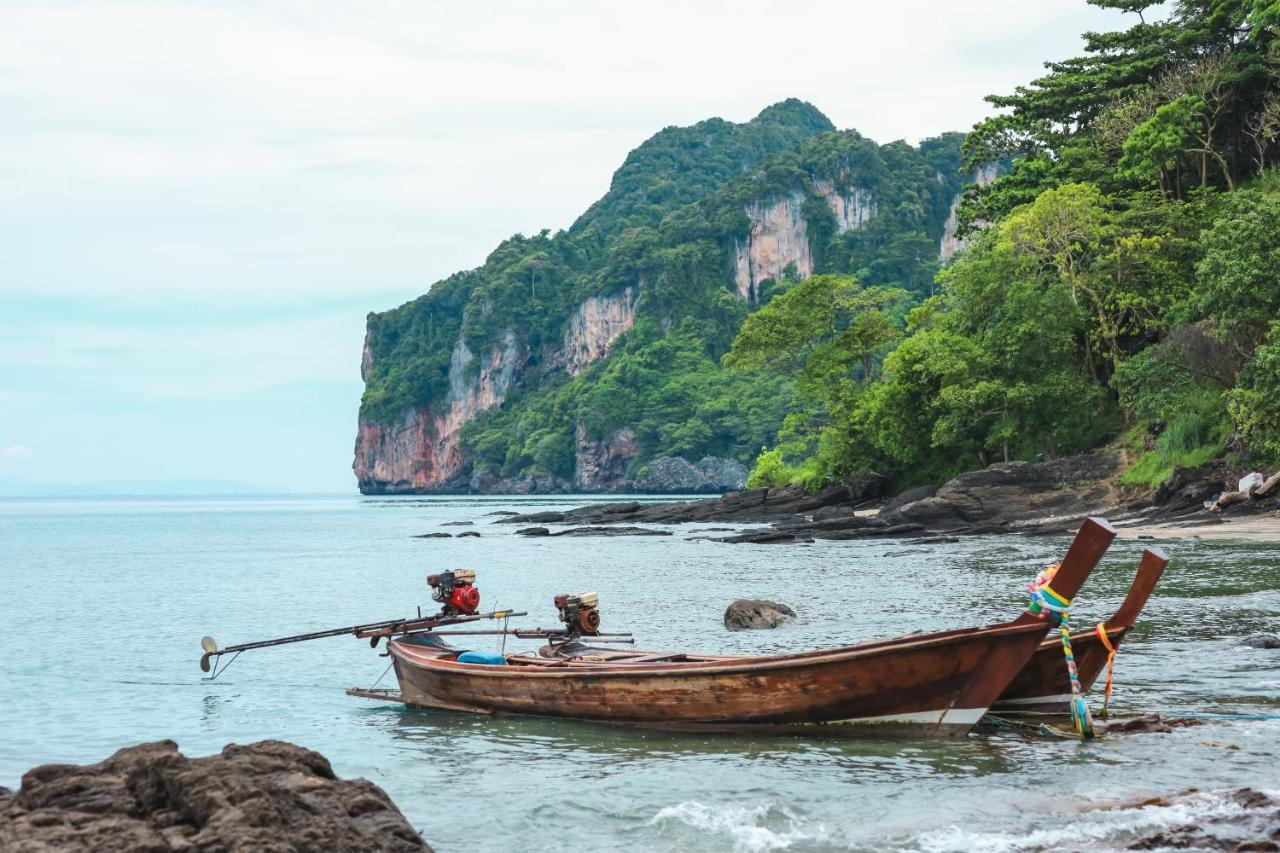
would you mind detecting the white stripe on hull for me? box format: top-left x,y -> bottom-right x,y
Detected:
822,707 -> 987,727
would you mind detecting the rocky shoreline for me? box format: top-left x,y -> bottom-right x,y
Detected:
0,740 -> 432,852
495,452 -> 1278,543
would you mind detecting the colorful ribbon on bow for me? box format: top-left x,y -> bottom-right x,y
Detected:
1027,563 -> 1094,740
1093,622 -> 1117,720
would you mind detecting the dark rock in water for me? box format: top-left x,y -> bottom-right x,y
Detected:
1103,714 -> 1204,734
505,511 -> 566,524
442,521 -> 473,526
1118,787 -> 1279,850
879,453 -> 1121,532
911,536 -> 961,544
516,527 -> 551,536
0,740 -> 432,851
883,549 -> 928,557
414,532 -> 452,538
550,526 -> 672,537
499,483 -> 859,527
719,529 -> 814,544
456,531 -> 481,538
1244,633 -> 1280,649
484,510 -> 518,516
724,599 -> 796,630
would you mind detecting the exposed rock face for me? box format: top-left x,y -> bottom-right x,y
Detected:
732,192 -> 813,301
574,425 -> 638,492
635,456 -> 749,493
724,599 -> 796,630
814,179 -> 876,232
939,162 -> 1000,261
468,469 -> 571,495
0,740 -> 431,852
355,331 -> 520,494
696,457 -> 750,491
879,453 -> 1122,531
561,287 -> 636,376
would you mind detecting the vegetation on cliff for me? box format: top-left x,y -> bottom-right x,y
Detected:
732,0 -> 1280,491
358,99 -> 968,488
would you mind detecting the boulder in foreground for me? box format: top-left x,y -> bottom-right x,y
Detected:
0,739 -> 431,852
724,599 -> 796,630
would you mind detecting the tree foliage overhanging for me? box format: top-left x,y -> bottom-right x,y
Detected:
732,0 -> 1280,492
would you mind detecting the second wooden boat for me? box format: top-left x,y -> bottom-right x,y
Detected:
383,518 -> 1117,736
992,546 -> 1168,714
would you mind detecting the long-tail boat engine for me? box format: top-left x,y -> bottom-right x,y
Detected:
554,592 -> 601,637
428,569 -> 480,616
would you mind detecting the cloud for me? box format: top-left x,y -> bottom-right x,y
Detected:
1,444 -> 35,458
0,0 -> 1149,308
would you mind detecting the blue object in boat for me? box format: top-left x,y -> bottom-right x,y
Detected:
456,650 -> 507,666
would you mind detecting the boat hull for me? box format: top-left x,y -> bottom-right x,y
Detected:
991,625 -> 1129,713
389,621 -> 1051,737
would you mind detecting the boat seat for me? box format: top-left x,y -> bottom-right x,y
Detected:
456,651 -> 507,666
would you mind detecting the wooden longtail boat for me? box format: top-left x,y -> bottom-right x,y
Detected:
383,518 -> 1117,736
992,546 -> 1168,714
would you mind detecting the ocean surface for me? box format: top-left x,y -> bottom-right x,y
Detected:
2,493 -> 1278,852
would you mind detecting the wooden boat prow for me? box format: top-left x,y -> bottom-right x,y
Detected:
993,546 -> 1168,714
380,518 -> 1118,737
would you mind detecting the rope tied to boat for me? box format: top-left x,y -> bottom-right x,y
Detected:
1093,623 -> 1118,719
1026,563 -> 1094,740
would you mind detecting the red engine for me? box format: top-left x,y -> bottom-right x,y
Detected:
427,569 -> 480,616
554,592 -> 601,636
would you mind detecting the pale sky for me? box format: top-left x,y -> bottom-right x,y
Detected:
0,0 -> 1155,492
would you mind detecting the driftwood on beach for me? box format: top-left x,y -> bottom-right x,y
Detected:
1209,470 -> 1280,511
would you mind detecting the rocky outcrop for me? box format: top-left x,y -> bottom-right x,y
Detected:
635,456 -> 749,493
732,192 -> 813,301
498,481 -> 885,527
879,453 -> 1123,532
516,525 -> 672,537
939,162 -> 1000,261
724,599 -> 796,630
355,331 -> 520,494
0,740 -> 431,852
560,287 -> 636,376
814,179 -> 876,232
574,425 -> 638,492
468,469 -> 571,495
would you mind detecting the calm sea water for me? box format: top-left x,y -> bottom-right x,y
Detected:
2,494 -> 1278,851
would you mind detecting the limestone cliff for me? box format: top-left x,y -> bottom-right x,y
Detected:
354,332 -> 520,493
815,179 -> 876,233
731,179 -> 878,301
732,192 -> 813,301
560,286 -> 636,376
939,162 -> 1000,261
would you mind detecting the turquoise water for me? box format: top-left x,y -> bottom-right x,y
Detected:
2,494 -> 1278,851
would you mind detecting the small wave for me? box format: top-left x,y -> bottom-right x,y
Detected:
911,788 -> 1280,852
649,800 -> 827,852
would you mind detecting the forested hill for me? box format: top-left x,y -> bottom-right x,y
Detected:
354,100 -> 973,494
726,0 -> 1280,496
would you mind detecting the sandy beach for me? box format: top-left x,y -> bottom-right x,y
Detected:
1113,512 -> 1280,542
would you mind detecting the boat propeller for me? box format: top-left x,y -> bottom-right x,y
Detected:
200,636 -> 218,673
